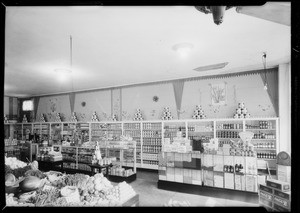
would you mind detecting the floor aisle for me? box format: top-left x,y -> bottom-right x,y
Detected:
113,170 -> 260,207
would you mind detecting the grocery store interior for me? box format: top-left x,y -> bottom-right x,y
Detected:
2,2 -> 297,210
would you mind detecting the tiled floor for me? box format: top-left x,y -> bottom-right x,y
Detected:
112,169 -> 260,207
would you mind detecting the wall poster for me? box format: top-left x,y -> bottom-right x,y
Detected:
210,82 -> 227,106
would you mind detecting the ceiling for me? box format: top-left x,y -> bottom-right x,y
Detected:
4,3 -> 291,98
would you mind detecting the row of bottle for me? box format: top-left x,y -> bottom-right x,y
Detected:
257,152 -> 276,159
143,145 -> 161,153
124,130 -> 141,137
217,123 -> 243,130
164,132 -> 186,138
246,121 -> 273,129
123,123 -> 141,129
216,131 -> 240,138
143,139 -> 162,146
143,160 -> 158,165
142,130 -> 162,137
254,142 -> 275,149
143,123 -> 162,130
188,125 -> 213,132
143,137 -> 161,143
253,132 -> 275,139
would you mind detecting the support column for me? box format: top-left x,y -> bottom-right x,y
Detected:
278,63 -> 291,153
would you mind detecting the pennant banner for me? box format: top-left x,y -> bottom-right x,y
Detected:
33,97 -> 40,121
69,92 -> 76,113
172,80 -> 185,119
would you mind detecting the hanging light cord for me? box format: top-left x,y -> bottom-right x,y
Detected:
70,35 -> 74,92
262,52 -> 267,88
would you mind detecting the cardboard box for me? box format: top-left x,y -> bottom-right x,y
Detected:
259,184 -> 274,194
273,195 -> 291,210
174,168 -> 183,183
266,179 -> 290,192
273,203 -> 290,212
259,190 -> 273,202
259,196 -> 273,208
273,189 -> 291,201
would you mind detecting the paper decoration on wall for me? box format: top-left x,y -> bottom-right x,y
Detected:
133,109 -> 144,121
22,114 -> 28,123
233,102 -> 250,119
210,82 -> 227,106
172,80 -> 185,119
153,96 -> 159,102
39,113 -> 46,122
54,113 -> 62,122
111,114 -> 118,121
70,112 -> 78,122
161,107 -> 173,120
91,111 -> 99,122
192,105 -> 207,119
4,115 -> 8,123
121,111 -> 131,120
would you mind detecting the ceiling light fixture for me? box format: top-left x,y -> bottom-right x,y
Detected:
172,43 -> 194,58
262,52 -> 268,90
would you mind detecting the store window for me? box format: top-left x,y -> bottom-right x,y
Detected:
22,100 -> 33,111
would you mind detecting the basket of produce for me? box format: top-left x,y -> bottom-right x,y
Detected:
5,173 -> 24,195
5,156 -> 39,178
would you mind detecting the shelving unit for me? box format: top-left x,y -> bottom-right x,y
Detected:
4,117 -> 279,171
123,122 -> 142,167
142,122 -> 162,169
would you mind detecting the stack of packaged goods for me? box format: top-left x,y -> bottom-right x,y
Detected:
109,164 -> 134,177
91,111 -> 99,122
70,112 -> 78,122
54,113 -> 62,122
163,132 -> 192,153
111,114 -> 118,121
133,109 -> 144,121
233,102 -> 250,119
161,107 -> 173,120
22,115 -> 28,123
40,113 -> 46,122
192,105 -> 206,119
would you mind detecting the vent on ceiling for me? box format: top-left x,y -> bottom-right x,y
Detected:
193,62 -> 229,72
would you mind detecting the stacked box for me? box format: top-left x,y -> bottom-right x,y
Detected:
203,170 -> 214,187
174,168 -> 183,183
257,174 -> 267,185
183,169 -> 192,184
174,153 -> 183,167
266,179 -> 290,192
214,172 -> 224,188
277,164 -> 291,184
273,189 -> 291,211
191,169 -> 202,185
158,166 -> 167,180
166,152 -> 175,167
224,173 -> 234,189
166,167 -> 175,181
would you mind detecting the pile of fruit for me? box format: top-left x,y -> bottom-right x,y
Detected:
5,168 -> 137,207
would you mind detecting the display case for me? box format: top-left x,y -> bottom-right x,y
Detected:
62,122 -> 76,143
101,141 -> 137,183
142,122 -> 162,169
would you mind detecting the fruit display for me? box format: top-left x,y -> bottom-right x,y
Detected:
5,156 -> 28,169
5,169 -> 138,207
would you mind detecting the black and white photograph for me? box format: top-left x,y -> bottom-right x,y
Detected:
1,1 -> 298,211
